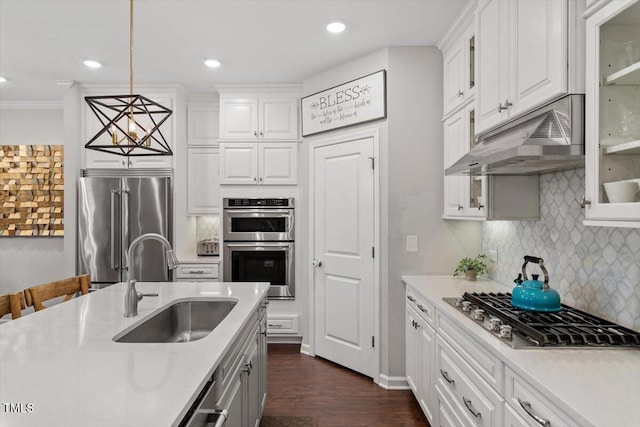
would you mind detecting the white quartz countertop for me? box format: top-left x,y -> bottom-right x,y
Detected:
0,281 -> 269,427
402,275 -> 640,427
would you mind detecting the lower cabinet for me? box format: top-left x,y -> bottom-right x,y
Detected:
405,284 -> 592,427
182,299 -> 267,427
405,292 -> 436,424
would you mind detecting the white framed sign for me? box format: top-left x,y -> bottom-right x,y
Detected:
301,70 -> 386,137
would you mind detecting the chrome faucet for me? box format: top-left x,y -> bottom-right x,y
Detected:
124,233 -> 179,317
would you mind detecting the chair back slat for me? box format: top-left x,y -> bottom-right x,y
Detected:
25,275 -> 91,312
0,292 -> 26,320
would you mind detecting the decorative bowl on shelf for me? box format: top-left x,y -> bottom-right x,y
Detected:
603,179 -> 640,203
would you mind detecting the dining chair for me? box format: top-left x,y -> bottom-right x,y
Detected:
24,274 -> 91,312
0,292 -> 26,319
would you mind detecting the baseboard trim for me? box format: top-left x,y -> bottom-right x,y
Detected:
300,342 -> 312,356
377,374 -> 410,390
267,335 -> 303,345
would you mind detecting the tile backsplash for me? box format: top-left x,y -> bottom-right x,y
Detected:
482,168 -> 640,330
196,215 -> 220,241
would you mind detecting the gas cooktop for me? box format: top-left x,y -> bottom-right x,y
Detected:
444,292 -> 640,349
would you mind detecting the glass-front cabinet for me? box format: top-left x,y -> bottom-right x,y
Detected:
585,0 -> 640,227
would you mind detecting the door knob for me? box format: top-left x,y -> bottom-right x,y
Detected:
312,259 -> 323,268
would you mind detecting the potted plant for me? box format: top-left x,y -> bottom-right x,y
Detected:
453,254 -> 488,281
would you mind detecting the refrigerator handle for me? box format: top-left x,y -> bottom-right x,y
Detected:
122,189 -> 130,271
110,190 -> 120,270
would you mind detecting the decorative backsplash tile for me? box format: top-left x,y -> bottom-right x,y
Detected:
482,168 -> 640,330
196,215 -> 220,241
0,145 -> 64,236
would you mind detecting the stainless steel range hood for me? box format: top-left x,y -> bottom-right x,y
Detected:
446,94 -> 585,176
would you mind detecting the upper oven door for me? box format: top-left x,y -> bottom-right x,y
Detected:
223,209 -> 294,241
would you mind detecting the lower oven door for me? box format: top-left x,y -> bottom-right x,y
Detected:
223,242 -> 294,299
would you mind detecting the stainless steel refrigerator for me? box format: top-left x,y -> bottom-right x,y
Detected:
77,169 -> 173,286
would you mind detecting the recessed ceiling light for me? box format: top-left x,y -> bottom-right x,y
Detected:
83,60 -> 103,69
0,77 -> 8,83
204,59 -> 221,68
326,22 -> 346,34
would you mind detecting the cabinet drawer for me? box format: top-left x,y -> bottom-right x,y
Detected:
505,367 -> 589,427
436,336 -> 503,427
176,264 -> 219,280
406,290 -> 435,326
266,316 -> 298,334
437,313 -> 503,392
436,383 -> 468,427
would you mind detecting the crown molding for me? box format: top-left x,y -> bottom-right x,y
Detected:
0,101 -> 63,110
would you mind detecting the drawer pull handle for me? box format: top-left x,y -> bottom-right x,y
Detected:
518,398 -> 550,427
187,270 -> 205,274
242,360 -> 253,375
463,397 -> 482,420
440,369 -> 455,385
417,304 -> 428,314
407,295 -> 416,302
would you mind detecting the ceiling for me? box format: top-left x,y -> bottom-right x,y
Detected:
0,0 -> 466,103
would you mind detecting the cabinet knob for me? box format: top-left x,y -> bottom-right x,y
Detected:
259,130 -> 264,137
579,196 -> 591,208
478,204 -> 484,210
259,177 -> 263,182
253,177 -> 257,181
457,204 -> 464,211
254,131 -> 258,137
498,103 -> 508,112
458,90 -> 464,97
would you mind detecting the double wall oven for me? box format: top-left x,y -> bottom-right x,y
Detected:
222,198 -> 295,299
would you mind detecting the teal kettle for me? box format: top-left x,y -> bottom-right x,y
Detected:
511,256 -> 562,312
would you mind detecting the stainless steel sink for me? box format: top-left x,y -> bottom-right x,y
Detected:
114,299 -> 237,343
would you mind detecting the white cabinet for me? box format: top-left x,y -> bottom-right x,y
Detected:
405,291 -> 436,425
187,147 -> 220,214
219,142 -> 298,185
220,97 -> 298,140
504,367 -> 585,427
584,0 -> 640,227
476,0 -> 578,134
175,262 -> 219,281
83,93 -> 175,169
443,105 -> 487,219
442,24 -> 476,117
188,104 -> 219,146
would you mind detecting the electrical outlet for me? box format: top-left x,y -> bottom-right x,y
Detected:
488,249 -> 498,262
406,235 -> 418,252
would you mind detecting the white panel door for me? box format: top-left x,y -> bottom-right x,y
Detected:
443,41 -> 465,116
219,142 -> 258,185
187,147 -> 220,214
313,136 -> 375,378
513,0 -> 567,115
443,111 -> 466,217
477,0 -> 512,134
260,98 -> 298,140
220,98 -> 259,140
258,143 -> 298,185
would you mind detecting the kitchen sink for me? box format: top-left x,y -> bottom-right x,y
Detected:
114,299 -> 237,343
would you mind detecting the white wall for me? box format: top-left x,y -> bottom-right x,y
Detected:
0,108 -> 67,293
302,47 -> 481,381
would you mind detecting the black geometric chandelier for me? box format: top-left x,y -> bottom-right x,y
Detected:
84,0 -> 173,157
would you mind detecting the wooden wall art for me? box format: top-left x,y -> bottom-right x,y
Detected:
1,145 -> 64,236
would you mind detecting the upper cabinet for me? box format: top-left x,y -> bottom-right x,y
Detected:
217,85 -> 301,141
219,142 -> 298,186
442,26 -> 476,117
583,0 -> 640,227
476,0 -> 584,134
188,103 -> 219,146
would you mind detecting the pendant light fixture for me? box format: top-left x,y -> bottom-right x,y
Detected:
85,0 -> 173,157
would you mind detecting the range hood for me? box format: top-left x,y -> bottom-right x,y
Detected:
446,94 -> 585,176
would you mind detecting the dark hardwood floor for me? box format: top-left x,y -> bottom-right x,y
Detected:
263,344 -> 430,427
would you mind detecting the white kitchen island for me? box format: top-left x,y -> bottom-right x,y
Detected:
0,281 -> 269,427
403,275 -> 640,427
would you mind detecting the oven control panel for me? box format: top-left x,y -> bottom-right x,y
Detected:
225,198 -> 294,208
